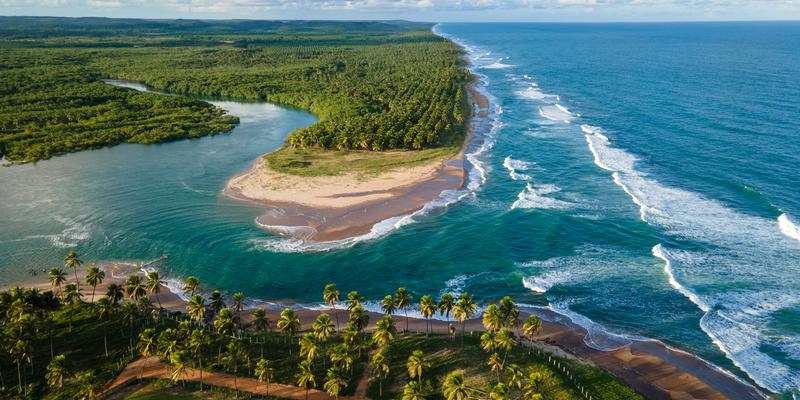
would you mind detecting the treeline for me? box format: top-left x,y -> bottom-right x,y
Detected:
0,18 -> 469,162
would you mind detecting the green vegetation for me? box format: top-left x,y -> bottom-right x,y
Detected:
0,252 -> 641,399
0,17 -> 470,168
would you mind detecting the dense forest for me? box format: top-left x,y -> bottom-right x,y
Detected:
0,17 -> 470,163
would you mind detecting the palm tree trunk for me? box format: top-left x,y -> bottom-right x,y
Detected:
103,325 -> 108,357
73,269 -> 79,288
199,357 -> 204,392
379,380 -> 383,398
16,361 -> 21,395
405,310 -> 409,333
91,285 -> 96,303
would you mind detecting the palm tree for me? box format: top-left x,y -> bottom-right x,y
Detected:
402,380 -> 426,400
313,313 -> 335,342
208,290 -> 226,317
48,268 -> 67,298
106,283 -> 123,304
488,353 -> 503,380
438,293 -> 455,322
443,371 -> 470,400
381,295 -> 396,316
406,349 -> 429,387
481,331 -> 496,353
96,297 -> 114,357
482,304 -> 502,332
64,251 -> 83,288
187,295 -> 206,325
182,276 -> 200,298
523,372 -> 545,400
85,266 -> 104,303
329,343 -> 354,374
349,303 -> 369,333
490,382 -> 510,400
170,350 -> 191,385
395,287 -> 413,333
504,364 -> 524,389
215,308 -> 237,338
277,308 -> 301,354
255,358 -> 274,398
63,283 -> 83,305
371,351 -> 390,398
222,339 -> 247,398
296,360 -> 316,400
324,366 -> 347,399
522,315 -> 542,351
252,308 -> 271,333
125,274 -> 146,301
299,333 -> 318,363
137,328 -> 157,380
9,339 -> 30,395
145,271 -> 165,310
345,291 -> 364,310
188,328 -> 209,392
372,315 -> 396,348
495,328 -> 514,365
45,354 -> 67,389
419,295 -> 437,335
323,283 -> 340,330
498,297 -> 519,328
232,292 -> 245,329
453,292 -> 477,344
120,301 -> 139,357
75,370 -> 98,400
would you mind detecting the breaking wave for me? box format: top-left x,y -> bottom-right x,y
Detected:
539,104 -> 574,123
778,213 -> 800,242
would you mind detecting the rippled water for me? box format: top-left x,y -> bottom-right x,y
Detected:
1,22 -> 799,397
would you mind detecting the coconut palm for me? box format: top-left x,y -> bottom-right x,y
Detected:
96,297 -> 114,357
64,251 -> 83,288
106,283 -> 123,304
453,292 -> 477,344
170,350 -> 190,384
255,358 -> 274,397
296,360 -> 316,400
402,380 -> 426,400
443,371 -> 470,400
188,328 -> 209,392
381,295 -> 396,316
482,304 -> 502,332
187,295 -> 206,324
345,291 -> 364,310
299,333 -> 318,363
277,308 -> 301,353
495,328 -> 514,365
232,292 -> 245,328
324,366 -> 348,399
208,290 -> 226,316
481,331 -> 496,353
124,274 -> 146,302
48,268 -> 67,298
349,303 -> 370,333
438,293 -> 455,322
419,295 -> 437,335
45,354 -> 67,389
372,315 -> 396,348
214,308 -> 237,338
323,283 -> 341,330
313,313 -> 335,342
223,339 -> 247,397
251,308 -> 271,332
63,283 -> 83,305
523,372 -> 545,400
407,349 -> 429,387
145,271 -> 165,310
522,315 -> 542,352
137,328 -> 157,380
498,296 -> 519,328
120,301 -> 139,357
9,339 -> 30,395
330,343 -> 353,374
504,364 -> 524,389
75,370 -> 98,400
85,266 -> 104,303
490,383 -> 510,400
394,287 -> 413,333
182,276 -> 200,298
488,353 -> 503,379
371,351 -> 390,397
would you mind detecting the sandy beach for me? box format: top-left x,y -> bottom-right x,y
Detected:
224,79 -> 487,242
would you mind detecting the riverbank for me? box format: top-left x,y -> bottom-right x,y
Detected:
224,79 -> 486,243
8,262 -> 765,400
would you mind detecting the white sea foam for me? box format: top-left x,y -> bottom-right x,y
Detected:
549,301 -> 633,351
481,58 -> 514,69
502,156 -> 534,181
778,213 -> 800,242
512,182 -> 572,210
538,104 -> 574,123
522,271 -> 572,293
22,215 -> 92,248
652,245 -> 710,312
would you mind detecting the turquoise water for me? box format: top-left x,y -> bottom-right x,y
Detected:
1,22 -> 799,396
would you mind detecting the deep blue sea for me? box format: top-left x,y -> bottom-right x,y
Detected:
1,22 -> 799,396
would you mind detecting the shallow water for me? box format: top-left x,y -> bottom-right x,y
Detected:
1,22 -> 799,396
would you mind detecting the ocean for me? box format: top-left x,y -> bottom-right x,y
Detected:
1,22 -> 799,397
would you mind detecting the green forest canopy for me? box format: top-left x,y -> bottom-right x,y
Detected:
0,17 -> 470,165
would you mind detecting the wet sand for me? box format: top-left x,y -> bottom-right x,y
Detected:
224,79 -> 488,242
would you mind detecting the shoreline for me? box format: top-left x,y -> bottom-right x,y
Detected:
8,261 -> 765,400
223,76 -> 488,243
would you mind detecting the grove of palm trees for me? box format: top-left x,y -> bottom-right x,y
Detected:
0,253 -> 641,399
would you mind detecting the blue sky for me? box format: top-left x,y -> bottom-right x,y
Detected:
1,0 -> 798,22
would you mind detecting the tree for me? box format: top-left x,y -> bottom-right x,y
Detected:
523,372 -> 545,400
96,296 -> 114,357
490,383 -> 510,400
395,287 -> 413,333
182,276 -> 200,298
188,328 -> 209,392
232,292 -> 245,329
372,315 -> 396,348
64,251 -> 83,288
106,283 -> 123,304
438,293 -> 454,322
145,271 -> 165,310
482,304 -> 502,332
48,267 -> 67,298
63,283 -> 83,305
120,301 -> 139,357
349,304 -> 369,333
85,266 -> 104,303
402,380 -> 427,400
345,290 -> 364,310
323,283 -> 340,330
313,313 -> 335,343
481,331 -> 496,353
251,308 -> 271,333
504,364 -> 524,389
75,370 -> 98,400
381,295 -> 396,316
453,292 -> 477,344
329,343 -> 353,374
371,351 -> 390,398
442,371 -> 470,400
137,328 -> 157,380
495,328 -> 514,365
419,295 -> 437,335
187,295 -> 206,324
522,315 -> 542,351
209,290 -> 226,317
169,349 -> 190,385
498,297 -> 519,328
255,358 -> 274,398
277,308 -> 301,353
45,354 -> 67,389
488,353 -> 503,380
223,339 -> 247,397
9,339 -> 30,395
296,360 -> 316,400
299,333 -> 318,363
214,308 -> 237,338
324,366 -> 348,399
406,349 -> 429,387
124,274 -> 146,301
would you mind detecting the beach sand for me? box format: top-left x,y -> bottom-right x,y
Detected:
224,79 -> 487,242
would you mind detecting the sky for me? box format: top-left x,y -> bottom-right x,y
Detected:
0,0 -> 798,22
